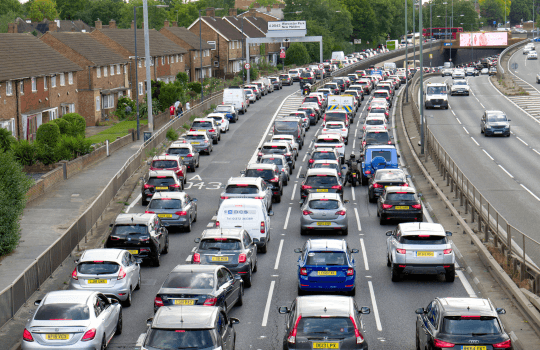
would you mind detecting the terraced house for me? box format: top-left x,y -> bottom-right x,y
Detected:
0,34 -> 82,140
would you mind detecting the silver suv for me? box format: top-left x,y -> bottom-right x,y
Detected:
219,177 -> 273,211
385,223 -> 455,282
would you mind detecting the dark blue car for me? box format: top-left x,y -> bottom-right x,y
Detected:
295,239 -> 358,296
361,145 -> 399,185
214,104 -> 238,122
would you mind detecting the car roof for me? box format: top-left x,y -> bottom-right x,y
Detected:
297,295 -> 353,317
80,249 -> 125,262
365,115 -> 386,120
306,168 -> 339,176
313,147 -> 337,152
385,186 -> 415,193
260,154 -> 286,159
151,191 -> 187,200
43,290 -> 94,305
312,159 -> 339,165
186,131 -> 209,136
272,134 -> 294,139
169,141 -> 193,148
316,134 -> 341,140
227,177 -> 261,185
206,113 -> 226,118
398,222 -> 446,236
115,213 -> 156,225
308,238 -> 346,251
307,192 -> 342,200
152,155 -> 180,161
148,170 -> 176,177
246,163 -> 277,170
172,264 -> 219,273
437,298 -> 496,316
262,142 -> 289,147
193,118 -> 215,122
365,145 -> 396,150
153,306 -> 218,329
202,228 -> 244,240
220,198 -> 265,207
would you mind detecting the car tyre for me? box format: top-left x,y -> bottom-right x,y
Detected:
348,287 -> 356,297
142,198 -> 148,206
275,195 -> 281,203
116,310 -> 123,335
135,271 -> 141,290
446,267 -> 456,282
186,217 -> 192,232
297,285 -> 305,296
391,263 -> 401,282
301,228 -> 308,235
253,258 -> 258,272
163,237 -> 169,254
368,192 -> 376,203
100,335 -> 107,350
243,269 -> 252,288
379,214 -> 386,225
236,285 -> 244,306
259,243 -> 268,254
122,289 -> 132,307
342,227 -> 348,236
387,253 -> 391,267
153,251 -> 161,267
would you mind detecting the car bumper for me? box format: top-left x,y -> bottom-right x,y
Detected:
300,217 -> 348,230
227,263 -> 252,275
181,159 -> 196,168
22,341 -> 102,350
192,144 -> 212,152
380,209 -> 423,221
485,129 -> 510,136
394,264 -> 454,275
451,90 -> 469,95
252,236 -> 268,248
68,283 -> 130,301
160,217 -> 190,228
298,279 -> 355,292
425,100 -> 448,108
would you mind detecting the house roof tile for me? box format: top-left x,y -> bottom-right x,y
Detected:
162,27 -> 213,50
98,28 -> 187,56
48,32 -> 127,66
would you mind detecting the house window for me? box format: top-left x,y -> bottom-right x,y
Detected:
180,54 -> 183,62
176,54 -> 179,63
207,41 -> 216,50
6,81 -> 13,96
60,73 -> 65,86
51,75 -> 56,88
139,59 -> 142,68
104,66 -> 108,77
236,41 -> 240,49
118,91 -> 123,98
102,94 -> 114,109
44,76 -> 47,90
116,64 -> 120,75
19,81 -> 24,94
0,118 -> 16,137
138,82 -> 144,95
97,67 -> 101,78
68,72 -> 73,85
167,56 -> 169,64
31,77 -> 37,92
96,96 -> 100,111
50,109 -> 57,120
123,65 -> 127,74
127,89 -> 131,98
110,65 -> 114,76
161,56 -> 165,65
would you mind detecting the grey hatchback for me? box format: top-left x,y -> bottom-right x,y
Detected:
145,192 -> 198,232
300,193 -> 349,235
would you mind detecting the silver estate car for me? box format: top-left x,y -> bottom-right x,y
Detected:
300,193 -> 349,235
69,249 -> 141,306
219,177 -> 273,212
22,290 -> 122,350
385,223 -> 455,282
146,191 -> 198,232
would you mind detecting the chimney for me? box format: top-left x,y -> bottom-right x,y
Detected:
109,19 -> 116,29
206,7 -> 215,17
266,6 -> 271,12
131,20 -> 135,29
253,3 -> 260,8
164,20 -> 169,27
95,19 -> 102,29
49,21 -> 57,32
229,8 -> 237,16
172,21 -> 178,27
273,3 -> 279,8
8,23 -> 17,33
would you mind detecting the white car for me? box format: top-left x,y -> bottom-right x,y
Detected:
244,89 -> 257,103
313,134 -> 346,161
481,68 -> 489,75
206,113 -> 230,133
451,69 -> 465,79
321,121 -> 349,143
363,115 -> 387,130
271,134 -> 299,160
450,79 -> 470,96
528,51 -> 538,60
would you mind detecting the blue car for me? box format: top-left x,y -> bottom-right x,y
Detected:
361,145 -> 399,185
295,239 -> 359,296
213,104 -> 238,122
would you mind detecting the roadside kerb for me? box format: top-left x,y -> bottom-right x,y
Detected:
497,39 -> 530,81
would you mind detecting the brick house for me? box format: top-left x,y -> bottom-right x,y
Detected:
91,25 -> 187,102
40,31 -> 130,126
223,13 -> 264,64
243,16 -> 281,65
188,8 -> 245,76
0,34 -> 82,140
159,22 -> 213,82
237,5 -> 283,21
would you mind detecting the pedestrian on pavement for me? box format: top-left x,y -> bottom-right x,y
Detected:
169,105 -> 176,120
177,102 -> 184,118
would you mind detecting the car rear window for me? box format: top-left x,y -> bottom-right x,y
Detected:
289,70 -> 298,74
245,169 -> 274,180
386,192 -> 416,201
112,224 -> 148,237
365,132 -> 389,143
192,121 -> 213,128
306,252 -> 347,266
370,150 -> 392,161
146,329 -> 215,349
200,238 -> 242,251
163,272 -> 214,289
208,116 -> 223,123
147,177 -> 175,186
309,200 -> 340,210
297,317 -> 355,337
215,106 -> 232,113
366,119 -> 384,126
149,198 -> 183,210
305,175 -> 339,186
185,134 -> 205,140
317,137 -> 340,144
78,261 -> 120,275
225,185 -> 259,194
35,304 -> 90,321
274,120 -> 298,132
374,92 -> 388,98
262,145 -> 286,153
304,97 -> 318,103
374,171 -> 404,181
261,157 -> 283,165
312,163 -> 339,172
280,75 -> 289,79
325,123 -> 344,129
300,72 -> 312,78
152,160 -> 178,168
400,235 -> 447,245
442,316 -> 501,335
167,147 -> 190,155
312,152 -> 337,160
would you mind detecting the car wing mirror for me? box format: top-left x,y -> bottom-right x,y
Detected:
240,170 -> 246,175
234,275 -> 242,280
278,306 -> 290,314
109,223 -> 114,228
359,307 -> 370,314
192,198 -> 198,202
496,308 -> 506,314
294,248 -> 302,253
446,231 -> 453,236
74,259 -> 79,264
194,238 -> 201,243
415,308 -> 426,315
146,161 -> 151,165
229,317 -> 240,325
136,258 -> 143,264
351,248 -> 359,253
34,300 -> 42,306
385,230 -> 393,236
344,200 -> 350,204
146,317 -> 153,326
268,211 -> 274,216
110,298 -> 120,304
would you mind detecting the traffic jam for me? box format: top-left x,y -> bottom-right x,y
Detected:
20,53 -> 514,350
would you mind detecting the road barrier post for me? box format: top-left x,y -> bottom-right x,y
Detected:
485,203 -> 490,242
522,235 -> 527,281
507,223 -> 512,265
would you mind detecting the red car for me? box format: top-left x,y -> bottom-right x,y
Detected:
149,155 -> 187,184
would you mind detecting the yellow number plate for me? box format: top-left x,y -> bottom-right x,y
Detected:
181,157 -> 185,159
173,299 -> 195,305
46,334 -> 69,340
212,256 -> 229,262
128,250 -> 138,255
395,206 -> 409,210
462,347 -> 487,350
88,279 -> 107,284
317,222 -> 331,226
156,186 -> 168,190
316,189 -> 328,192
313,342 -> 339,349
198,129 -> 206,132
317,271 -> 337,276
416,251 -> 435,257
158,214 -> 173,218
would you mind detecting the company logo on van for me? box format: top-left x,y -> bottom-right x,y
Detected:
224,210 -> 256,214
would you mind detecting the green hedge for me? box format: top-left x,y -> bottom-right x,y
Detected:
61,113 -> 86,137
36,122 -> 60,148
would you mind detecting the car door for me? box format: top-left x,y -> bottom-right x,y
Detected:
419,301 -> 436,347
219,268 -> 236,311
217,312 -> 231,350
122,253 -> 135,289
261,182 -> 271,209
96,294 -> 115,340
129,253 -> 140,287
243,232 -> 255,270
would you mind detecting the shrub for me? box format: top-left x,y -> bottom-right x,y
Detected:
166,128 -> 179,141
35,142 -> 58,166
36,122 -> 60,148
57,135 -> 77,161
114,96 -> 137,120
51,118 -> 70,135
0,151 -> 33,256
176,72 -> 189,87
0,128 -> 15,152
187,82 -> 202,94
12,140 -> 36,166
73,135 -> 93,156
62,113 -> 86,137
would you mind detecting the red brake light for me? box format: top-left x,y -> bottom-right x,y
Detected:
203,297 -> 217,306
331,185 -> 342,190
433,339 -> 455,348
71,268 -> 78,280
220,196 -> 229,200
193,253 -> 201,263
260,221 -> 265,233
301,185 -> 312,190
336,210 -> 346,215
154,296 -> 164,307
23,328 -> 34,342
170,184 -> 181,189
144,210 -> 155,214
270,177 -> 279,182
81,328 -> 97,341
443,248 -> 453,255
144,184 -> 154,189
209,129 -> 215,132
300,268 -> 307,276
493,339 -> 512,348
117,266 -> 126,280
254,196 -> 264,199
412,204 -> 422,209
365,170 -> 371,174
215,221 -> 220,227
175,211 -> 187,216
189,128 -> 195,131
347,268 -> 354,276
239,253 -> 247,263
288,316 -> 302,343
186,153 -> 193,157
309,159 -> 314,163
373,183 -> 383,188
396,248 -> 406,254
349,315 -> 364,344
302,210 -> 312,215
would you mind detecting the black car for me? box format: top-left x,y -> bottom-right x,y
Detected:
192,228 -> 258,287
377,186 -> 423,224
368,169 -> 409,203
154,265 -> 243,314
299,71 -> 316,86
332,77 -> 347,91
105,213 -> 169,267
300,168 -> 343,201
297,107 -> 319,125
269,77 -> 283,90
141,170 -> 183,206
242,164 -> 283,203
416,297 -> 512,350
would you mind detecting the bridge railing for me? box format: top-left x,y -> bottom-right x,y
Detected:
497,38 -> 531,80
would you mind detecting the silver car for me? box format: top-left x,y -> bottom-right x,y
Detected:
69,249 -> 141,306
219,177 -> 273,212
259,154 -> 290,185
385,222 -> 455,282
146,191 -> 198,232
271,134 -> 299,160
300,193 -> 349,235
22,290 -> 122,350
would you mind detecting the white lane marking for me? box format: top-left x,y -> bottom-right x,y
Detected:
456,117 -> 462,124
368,281 -> 383,331
274,239 -> 284,270
471,137 -> 479,146
291,184 -> 297,201
455,262 -> 477,298
351,186 -> 356,201
185,255 -> 192,262
262,281 -> 276,327
302,153 -> 308,162
516,136 -> 529,146
360,238 -> 369,271
498,165 -> 514,178
479,103 -> 485,108
354,128 -> 358,137
482,149 -> 494,160
533,149 -> 540,156
451,110 -> 456,116
296,166 -> 302,179
206,223 -> 213,228
283,207 -> 292,229
521,184 -> 540,201
136,333 -> 146,347
352,139 -> 356,149
212,216 -> 217,221
126,193 -> 142,213
462,126 -> 469,135
354,208 -> 362,232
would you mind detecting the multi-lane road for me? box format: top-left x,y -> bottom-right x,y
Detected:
106,80 -> 478,350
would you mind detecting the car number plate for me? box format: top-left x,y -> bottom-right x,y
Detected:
128,250 -> 138,255
461,347 -> 486,350
494,131 -> 502,134
434,105 -> 440,108
156,186 -> 169,190
173,299 -> 196,305
88,279 -> 107,284
46,334 -> 69,340
181,157 -> 185,160
158,214 -> 172,218
317,271 -> 337,275
312,342 -> 339,348
395,206 -> 409,210
198,129 -> 206,132
416,251 -> 435,257
316,189 -> 328,192
192,142 -> 200,145
317,222 -> 332,226
212,256 -> 229,261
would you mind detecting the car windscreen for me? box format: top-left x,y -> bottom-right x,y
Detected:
300,72 -> 312,78
274,120 -> 298,132
215,106 -> 232,112
225,185 -> 259,194
454,81 -> 467,86
309,199 -> 340,210
244,89 -> 254,94
149,198 -> 183,210
163,272 -> 214,289
192,121 -> 213,128
304,97 -> 318,103
147,177 -> 175,186
208,116 -> 223,123
442,316 -> 501,335
145,329 -> 215,349
487,114 -> 507,122
306,252 -> 347,266
297,317 -> 355,338
112,224 -> 148,237
312,152 -> 337,160
152,160 -> 178,168
35,304 -> 90,321
426,86 -> 447,94
200,238 -> 242,251
167,147 -> 190,155
245,169 -> 274,180
185,134 -> 205,140
366,119 -> 384,126
365,132 -> 389,143
374,92 -> 388,98
325,113 -> 347,122
305,175 -> 339,186
386,192 -> 416,201
324,84 -> 337,89
78,262 -> 120,275
399,235 -> 447,245
279,75 -> 289,79
261,157 -> 283,165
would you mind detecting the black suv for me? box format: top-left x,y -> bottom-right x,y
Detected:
299,71 -> 316,86
332,77 -> 347,91
242,163 -> 283,203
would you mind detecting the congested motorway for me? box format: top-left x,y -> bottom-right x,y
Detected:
104,77 -> 477,350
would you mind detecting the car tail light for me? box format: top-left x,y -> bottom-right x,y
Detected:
365,170 -> 371,174
269,177 -> 279,182
285,153 -> 292,157
347,268 -> 354,276
144,184 -> 154,189
154,296 -> 164,307
411,204 -> 422,209
71,268 -> 78,280
349,315 -> 365,344
362,141 -> 366,146
287,316 -> 302,344
190,128 -> 195,131
117,266 -> 126,280
335,145 -> 342,148
301,185 -> 312,190
336,210 -> 346,215
220,196 -> 229,200
433,339 -> 455,348
186,154 -> 193,157
175,211 -> 187,216
254,196 -> 264,200
300,268 -> 307,276
388,141 -> 392,144
331,185 -> 342,190
396,248 -> 406,254
493,339 -> 512,348
309,159 -> 314,163
204,297 -> 217,306
260,221 -> 265,233
209,129 -> 215,132
443,248 -> 453,255
238,254 -> 247,263
170,184 -> 181,189
23,328 -> 34,342
342,129 -> 347,131
193,253 -> 201,263
302,210 -> 312,216
373,183 -> 384,188
215,221 -> 220,227
140,247 -> 151,252
144,210 -> 155,214
81,328 -> 97,341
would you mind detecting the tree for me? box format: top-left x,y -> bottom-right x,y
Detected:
74,0 -> 125,28
509,0 -> 532,25
29,0 -> 59,22
0,128 -> 15,152
480,0 -> 511,26
0,0 -> 21,16
284,42 -> 311,66
117,0 -> 169,29
56,0 -> 89,20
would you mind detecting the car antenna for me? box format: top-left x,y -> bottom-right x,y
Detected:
181,306 -> 184,323
324,307 -> 327,313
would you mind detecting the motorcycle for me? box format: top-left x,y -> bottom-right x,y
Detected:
346,170 -> 359,187
302,87 -> 311,96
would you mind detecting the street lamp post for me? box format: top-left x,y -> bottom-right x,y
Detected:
405,0 -> 409,103
413,0 -> 416,69
420,0 -> 424,155
430,1 -> 432,67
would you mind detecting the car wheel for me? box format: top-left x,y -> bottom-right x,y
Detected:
196,157 -> 200,168
218,134 -> 221,141
368,192 -> 376,203
243,269 -> 252,288
300,228 -> 307,236
141,198 -> 148,206
275,195 -> 281,203
163,237 -> 169,254
253,257 -> 258,272
284,178 -> 288,186
122,289 -> 132,307
186,217 -> 192,232
342,227 -> 348,236
446,267 -> 456,282
297,285 -> 305,296
391,263 -> 401,282
379,214 -> 386,225
236,285 -> 244,306
100,334 -> 107,350
116,310 -> 123,335
135,271 -> 141,290
415,329 -> 421,350
348,287 -> 356,297
153,251 -> 161,267
259,243 -> 268,254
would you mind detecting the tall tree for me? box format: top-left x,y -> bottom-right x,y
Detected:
480,0 -> 507,25
117,0 -> 169,29
508,0 -> 532,24
29,0 -> 59,21
75,0 -> 125,26
0,0 -> 21,16
55,0 -> 89,20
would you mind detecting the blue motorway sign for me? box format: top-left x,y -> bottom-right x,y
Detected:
444,43 -> 453,46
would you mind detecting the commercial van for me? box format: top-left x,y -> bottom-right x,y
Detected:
223,87 -> 248,115
383,62 -> 397,71
332,51 -> 345,61
273,117 -> 305,147
216,198 -> 273,253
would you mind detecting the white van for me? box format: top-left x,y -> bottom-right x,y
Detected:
331,51 -> 345,60
383,62 -> 397,71
223,87 -> 247,115
216,198 -> 273,253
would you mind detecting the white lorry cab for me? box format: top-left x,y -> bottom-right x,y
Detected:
424,82 -> 449,109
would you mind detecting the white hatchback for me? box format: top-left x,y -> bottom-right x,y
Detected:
321,121 -> 349,143
206,113 -> 230,133
313,134 -> 346,161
